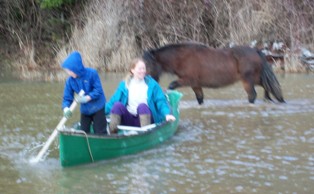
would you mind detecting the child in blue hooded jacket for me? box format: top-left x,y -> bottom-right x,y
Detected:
61,51 -> 107,134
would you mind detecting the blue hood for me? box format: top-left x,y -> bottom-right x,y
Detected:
61,51 -> 86,77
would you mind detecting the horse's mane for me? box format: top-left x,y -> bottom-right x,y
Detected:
142,49 -> 155,63
142,41 -> 209,69
152,42 -> 209,53
142,42 -> 210,82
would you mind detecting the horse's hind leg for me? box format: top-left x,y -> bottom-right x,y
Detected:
192,87 -> 204,105
242,80 -> 257,103
264,90 -> 273,102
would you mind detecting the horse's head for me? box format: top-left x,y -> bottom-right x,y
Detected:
142,50 -> 162,82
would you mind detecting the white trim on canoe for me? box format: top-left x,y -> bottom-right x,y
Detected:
117,123 -> 157,131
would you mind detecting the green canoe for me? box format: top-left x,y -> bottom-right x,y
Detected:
58,90 -> 183,167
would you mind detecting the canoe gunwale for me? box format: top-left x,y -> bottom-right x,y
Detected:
58,121 -> 167,140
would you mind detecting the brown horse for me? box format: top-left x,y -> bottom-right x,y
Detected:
143,42 -> 285,105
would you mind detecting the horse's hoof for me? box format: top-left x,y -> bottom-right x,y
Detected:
197,98 -> 204,105
168,84 -> 175,90
279,99 -> 286,103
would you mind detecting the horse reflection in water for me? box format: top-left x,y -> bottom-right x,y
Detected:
143,42 -> 285,105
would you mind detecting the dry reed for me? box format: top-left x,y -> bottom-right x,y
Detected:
5,0 -> 314,80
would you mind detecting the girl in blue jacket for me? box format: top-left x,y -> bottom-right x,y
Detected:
61,51 -> 107,134
105,58 -> 175,133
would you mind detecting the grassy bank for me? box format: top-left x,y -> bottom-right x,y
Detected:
1,0 -> 313,81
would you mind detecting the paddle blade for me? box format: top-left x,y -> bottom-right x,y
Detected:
31,90 -> 85,164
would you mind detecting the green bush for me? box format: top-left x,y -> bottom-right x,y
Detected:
38,0 -> 76,8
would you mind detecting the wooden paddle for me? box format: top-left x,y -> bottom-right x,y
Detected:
31,90 -> 85,163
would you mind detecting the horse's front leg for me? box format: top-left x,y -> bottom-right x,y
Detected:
168,80 -> 181,90
168,79 -> 204,105
192,87 -> 204,105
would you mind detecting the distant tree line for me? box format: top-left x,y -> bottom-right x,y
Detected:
0,0 -> 85,70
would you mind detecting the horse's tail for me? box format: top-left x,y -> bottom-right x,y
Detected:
257,50 -> 285,103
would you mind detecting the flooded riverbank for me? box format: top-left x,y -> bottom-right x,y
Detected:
0,73 -> 313,194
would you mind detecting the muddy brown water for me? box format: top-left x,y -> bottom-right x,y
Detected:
0,73 -> 313,194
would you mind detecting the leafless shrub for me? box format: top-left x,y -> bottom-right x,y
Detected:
56,0 -> 140,73
3,0 -> 314,79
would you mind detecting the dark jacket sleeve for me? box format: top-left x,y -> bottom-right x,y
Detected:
87,69 -> 104,100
